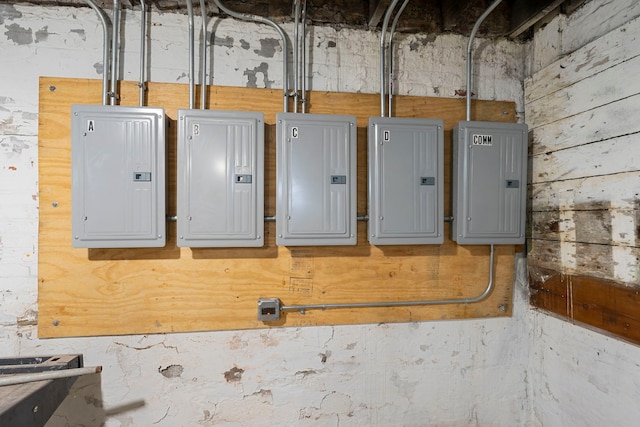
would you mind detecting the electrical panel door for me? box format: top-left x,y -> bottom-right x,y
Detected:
368,117 -> 444,245
71,105 -> 166,248
451,121 -> 528,245
276,113 -> 357,246
177,110 -> 264,247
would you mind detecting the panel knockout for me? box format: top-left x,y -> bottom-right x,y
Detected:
257,298 -> 281,321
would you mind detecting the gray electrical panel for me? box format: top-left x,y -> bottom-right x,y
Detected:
451,121 -> 528,245
276,112 -> 357,246
71,105 -> 166,248
177,110 -> 264,247
368,117 -> 444,245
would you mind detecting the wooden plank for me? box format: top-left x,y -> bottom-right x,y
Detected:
529,267 -> 569,318
531,133 -> 640,184
526,54 -> 640,128
530,94 -> 640,156
525,15 -> 640,104
530,172 -> 640,212
529,268 -> 640,345
38,76 -> 518,338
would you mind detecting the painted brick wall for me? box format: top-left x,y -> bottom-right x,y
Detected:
0,4 -> 536,426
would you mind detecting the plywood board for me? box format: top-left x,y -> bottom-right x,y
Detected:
38,77 -> 518,338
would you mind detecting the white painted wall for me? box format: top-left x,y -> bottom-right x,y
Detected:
526,0 -> 640,425
0,4 -> 534,426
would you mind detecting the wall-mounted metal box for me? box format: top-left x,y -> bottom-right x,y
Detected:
451,121 -> 528,245
276,112 -> 357,246
177,110 -> 264,247
71,105 -> 166,248
368,117 -> 444,245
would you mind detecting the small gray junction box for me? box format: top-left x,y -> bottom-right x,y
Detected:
451,121 -> 528,245
276,112 -> 357,246
368,117 -> 444,245
177,110 -> 264,247
71,105 -> 166,248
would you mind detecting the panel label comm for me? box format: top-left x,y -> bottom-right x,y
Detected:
472,134 -> 493,146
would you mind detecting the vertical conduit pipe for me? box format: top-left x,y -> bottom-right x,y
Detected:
186,0 -> 195,109
110,0 -> 120,105
300,0 -> 307,114
293,0 -> 301,113
139,0 -> 147,106
84,0 -> 111,106
466,0 -> 503,121
300,0 -> 307,113
213,0 -> 289,112
387,0 -> 410,118
380,0 -> 400,117
199,0 -> 207,109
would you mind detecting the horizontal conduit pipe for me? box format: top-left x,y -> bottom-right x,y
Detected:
213,0 -> 289,112
0,366 -> 103,387
466,0 -> 503,121
280,245 -> 495,313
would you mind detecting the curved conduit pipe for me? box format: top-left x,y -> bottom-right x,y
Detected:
199,0 -> 207,109
110,0 -> 120,105
387,0 -> 410,118
379,0 -> 400,117
213,0 -> 289,112
466,0 -> 503,121
138,0 -> 147,106
273,0 -> 506,317
279,245 -> 496,315
84,0 -> 111,106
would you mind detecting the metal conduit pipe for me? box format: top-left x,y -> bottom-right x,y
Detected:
214,0 -> 289,112
380,0 -> 400,117
84,0 -> 111,106
200,0 -> 207,109
300,0 -> 307,113
110,0 -> 120,105
186,0 -> 195,109
0,366 -> 103,387
138,0 -> 147,106
466,0 -> 503,121
387,0 -> 410,117
293,0 -> 301,113
280,245 -> 496,314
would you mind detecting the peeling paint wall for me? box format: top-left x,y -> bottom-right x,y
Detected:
526,0 -> 640,424
0,4 -> 533,426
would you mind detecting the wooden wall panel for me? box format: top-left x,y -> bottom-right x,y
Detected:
38,77 -> 518,338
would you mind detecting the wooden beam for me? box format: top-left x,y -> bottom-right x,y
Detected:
368,0 -> 391,28
530,268 -> 640,346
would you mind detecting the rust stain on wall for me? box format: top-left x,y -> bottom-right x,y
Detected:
224,366 -> 244,382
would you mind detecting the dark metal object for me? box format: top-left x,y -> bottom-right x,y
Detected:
0,355 -> 84,427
